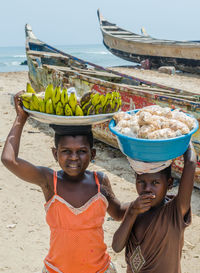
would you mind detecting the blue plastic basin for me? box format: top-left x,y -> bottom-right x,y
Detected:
109,109 -> 199,162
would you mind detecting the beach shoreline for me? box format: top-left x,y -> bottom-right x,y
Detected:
0,71 -> 200,273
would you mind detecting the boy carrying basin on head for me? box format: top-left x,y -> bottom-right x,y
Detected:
112,143 -> 196,273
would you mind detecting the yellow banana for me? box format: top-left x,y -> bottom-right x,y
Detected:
103,99 -> 112,114
75,105 -> 84,116
26,82 -> 36,93
61,88 -> 68,105
20,93 -> 33,102
56,102 -> 64,116
22,100 -> 30,109
44,84 -> 54,101
45,98 -> 54,114
64,104 -> 73,116
68,92 -> 77,113
31,94 -> 40,111
80,91 -> 95,106
39,99 -> 46,113
91,93 -> 101,107
29,100 -> 36,111
52,86 -> 61,105
99,94 -> 106,107
81,101 -> 92,115
87,105 -> 95,115
95,103 -> 103,114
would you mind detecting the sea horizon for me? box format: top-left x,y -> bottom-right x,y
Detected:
0,44 -> 133,73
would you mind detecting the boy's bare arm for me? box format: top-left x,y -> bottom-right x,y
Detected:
112,194 -> 154,252
177,142 -> 197,217
1,92 -> 49,188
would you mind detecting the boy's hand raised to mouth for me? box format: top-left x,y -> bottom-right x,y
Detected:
128,193 -> 156,215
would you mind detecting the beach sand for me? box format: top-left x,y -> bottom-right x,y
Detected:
0,71 -> 200,273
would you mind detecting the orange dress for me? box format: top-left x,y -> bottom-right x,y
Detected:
44,171 -> 111,273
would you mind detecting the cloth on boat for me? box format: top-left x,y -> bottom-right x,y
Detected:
125,196 -> 191,273
44,171 -> 111,273
127,157 -> 172,174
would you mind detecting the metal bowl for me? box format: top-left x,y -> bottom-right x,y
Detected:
23,107 -> 118,125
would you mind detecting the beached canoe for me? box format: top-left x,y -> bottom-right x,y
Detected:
25,24 -> 200,187
97,9 -> 200,74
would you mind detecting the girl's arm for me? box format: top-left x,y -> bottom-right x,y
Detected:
1,92 -> 50,188
112,194 -> 154,252
99,173 -> 129,221
177,142 -> 197,217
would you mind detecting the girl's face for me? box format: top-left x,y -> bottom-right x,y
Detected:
53,135 -> 95,178
136,172 -> 172,208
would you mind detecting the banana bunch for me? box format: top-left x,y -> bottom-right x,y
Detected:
80,90 -> 121,115
20,83 -> 121,116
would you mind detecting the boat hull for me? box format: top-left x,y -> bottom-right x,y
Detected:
98,10 -> 200,74
25,24 -> 200,187
103,40 -> 200,74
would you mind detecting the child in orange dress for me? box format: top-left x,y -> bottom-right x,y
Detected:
1,91 -> 128,273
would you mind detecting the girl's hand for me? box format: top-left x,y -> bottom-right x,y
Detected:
128,193 -> 155,216
14,91 -> 29,121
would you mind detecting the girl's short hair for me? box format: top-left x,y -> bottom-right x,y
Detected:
54,132 -> 94,149
50,124 -> 94,149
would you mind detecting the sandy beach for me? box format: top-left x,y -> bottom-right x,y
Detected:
0,71 -> 200,273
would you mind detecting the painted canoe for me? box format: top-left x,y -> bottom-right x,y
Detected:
97,9 -> 200,74
25,24 -> 200,187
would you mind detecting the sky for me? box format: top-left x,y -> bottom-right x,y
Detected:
0,0 -> 200,47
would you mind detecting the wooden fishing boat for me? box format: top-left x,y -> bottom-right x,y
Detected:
97,9 -> 200,74
25,24 -> 200,187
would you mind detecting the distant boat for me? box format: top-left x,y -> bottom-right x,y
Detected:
25,24 -> 200,187
97,9 -> 200,74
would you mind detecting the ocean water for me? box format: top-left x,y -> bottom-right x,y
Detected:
0,44 -> 133,73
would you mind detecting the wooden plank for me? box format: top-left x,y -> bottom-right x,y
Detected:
27,50 -> 69,60
110,31 -> 132,35
103,26 -> 118,30
43,64 -> 122,79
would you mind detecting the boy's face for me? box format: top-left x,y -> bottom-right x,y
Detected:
136,172 -> 172,208
52,135 -> 96,178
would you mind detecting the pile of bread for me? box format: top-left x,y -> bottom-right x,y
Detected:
113,105 -> 196,139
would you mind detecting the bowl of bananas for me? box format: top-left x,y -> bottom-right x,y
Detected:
20,83 -> 121,125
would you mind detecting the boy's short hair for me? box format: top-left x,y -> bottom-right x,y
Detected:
160,165 -> 172,181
